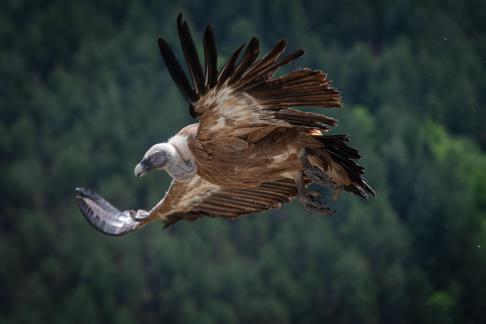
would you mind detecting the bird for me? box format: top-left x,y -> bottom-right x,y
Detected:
74,14 -> 375,236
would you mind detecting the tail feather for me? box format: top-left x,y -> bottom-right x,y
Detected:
313,134 -> 375,199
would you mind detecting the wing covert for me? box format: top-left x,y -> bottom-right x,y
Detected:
157,177 -> 299,228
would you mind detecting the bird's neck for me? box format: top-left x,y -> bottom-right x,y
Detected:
165,137 -> 197,182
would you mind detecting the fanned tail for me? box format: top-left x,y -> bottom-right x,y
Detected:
314,134 -> 375,198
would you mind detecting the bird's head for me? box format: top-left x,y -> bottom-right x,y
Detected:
134,143 -> 173,178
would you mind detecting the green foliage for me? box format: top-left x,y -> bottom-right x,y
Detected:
1,0 -> 485,323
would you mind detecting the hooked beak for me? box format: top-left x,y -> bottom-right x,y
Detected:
134,163 -> 146,178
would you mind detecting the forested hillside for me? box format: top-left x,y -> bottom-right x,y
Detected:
1,0 -> 485,323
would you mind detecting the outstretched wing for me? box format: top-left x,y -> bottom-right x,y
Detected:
75,176 -> 298,235
158,14 -> 341,140
154,176 -> 298,228
75,188 -> 150,235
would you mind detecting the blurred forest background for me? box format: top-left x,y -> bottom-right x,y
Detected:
1,0 -> 486,323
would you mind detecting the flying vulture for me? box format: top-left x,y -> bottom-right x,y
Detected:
75,14 -> 375,235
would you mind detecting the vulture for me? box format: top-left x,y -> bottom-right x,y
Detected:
75,14 -> 375,236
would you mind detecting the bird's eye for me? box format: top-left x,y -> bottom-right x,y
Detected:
151,152 -> 161,161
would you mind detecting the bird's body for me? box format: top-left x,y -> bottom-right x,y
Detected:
75,14 -> 375,235
182,123 -> 302,187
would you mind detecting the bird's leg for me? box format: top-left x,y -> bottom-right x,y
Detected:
129,209 -> 150,221
296,172 -> 335,216
298,148 -> 336,188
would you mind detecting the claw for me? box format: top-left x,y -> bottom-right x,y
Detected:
299,191 -> 320,205
307,190 -> 321,198
298,148 -> 337,188
304,166 -> 336,187
303,203 -> 335,216
300,192 -> 335,215
296,173 -> 335,216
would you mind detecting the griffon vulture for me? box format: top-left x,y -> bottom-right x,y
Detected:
75,14 -> 375,235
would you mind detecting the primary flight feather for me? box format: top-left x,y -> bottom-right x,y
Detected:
75,14 -> 375,236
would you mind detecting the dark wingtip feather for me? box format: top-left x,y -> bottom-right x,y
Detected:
177,14 -> 205,96
203,24 -> 218,88
235,39 -> 290,88
217,43 -> 245,86
278,48 -> 305,65
274,39 -> 288,53
230,37 -> 260,83
157,37 -> 198,112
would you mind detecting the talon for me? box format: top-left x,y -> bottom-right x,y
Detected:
297,172 -> 334,216
300,194 -> 320,207
304,166 -> 335,187
304,204 -> 335,216
308,190 -> 321,198
298,148 -> 312,168
299,148 -> 336,187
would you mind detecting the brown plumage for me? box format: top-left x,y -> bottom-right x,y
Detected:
75,14 -> 374,236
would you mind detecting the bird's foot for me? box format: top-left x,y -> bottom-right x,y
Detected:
298,189 -> 335,216
298,148 -> 337,187
129,209 -> 150,221
298,180 -> 336,216
296,169 -> 335,216
304,166 -> 336,187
